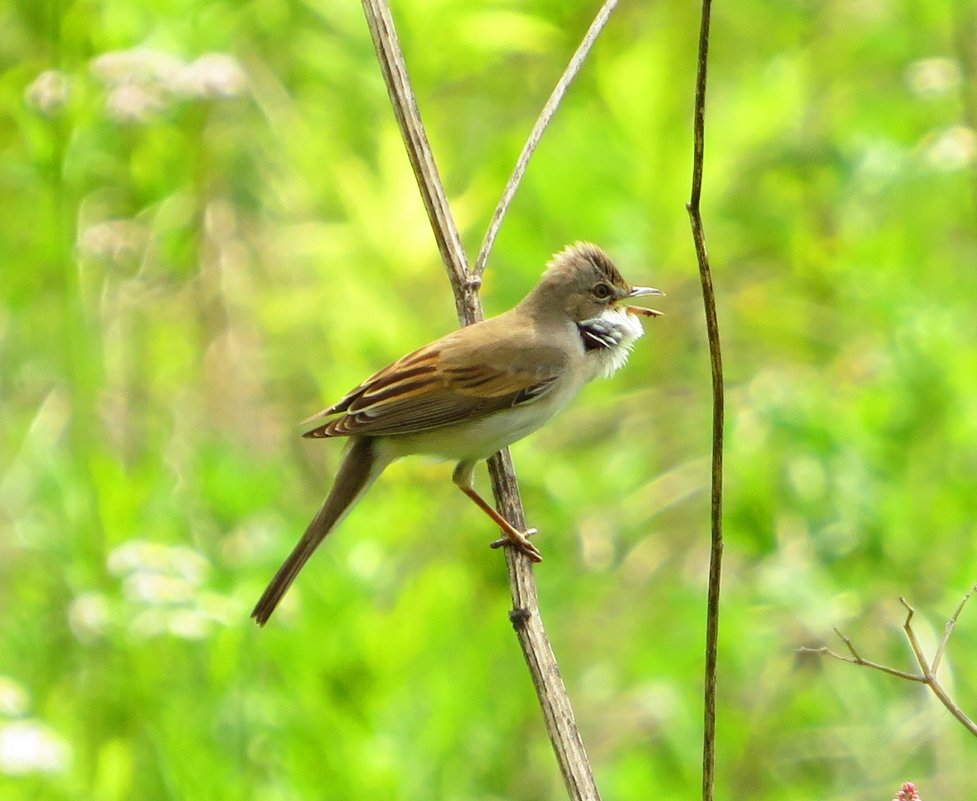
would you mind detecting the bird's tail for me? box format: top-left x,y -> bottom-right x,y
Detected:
251,437 -> 386,625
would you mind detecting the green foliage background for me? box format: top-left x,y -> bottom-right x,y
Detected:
2,0 -> 976,799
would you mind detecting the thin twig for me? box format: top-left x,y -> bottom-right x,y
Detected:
922,676 -> 977,737
799,632 -> 925,683
899,596 -> 977,737
473,0 -> 620,277
803,591 -> 977,738
932,584 -> 976,674
360,2 -> 604,798
899,598 -> 931,675
685,2 -> 723,801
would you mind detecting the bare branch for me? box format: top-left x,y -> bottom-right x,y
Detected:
686,2 -> 724,801
899,597 -> 932,676
473,0 -> 620,278
360,0 -> 479,325
360,2 -> 607,797
921,670 -> 977,736
799,632 -> 925,683
805,591 -> 977,739
933,584 -> 976,673
900,596 -> 977,737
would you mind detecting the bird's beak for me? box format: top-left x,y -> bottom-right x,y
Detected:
623,285 -> 665,318
628,286 -> 664,298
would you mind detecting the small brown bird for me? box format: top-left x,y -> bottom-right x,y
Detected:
252,242 -> 662,624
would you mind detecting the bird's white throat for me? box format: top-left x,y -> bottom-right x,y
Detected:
579,307 -> 645,380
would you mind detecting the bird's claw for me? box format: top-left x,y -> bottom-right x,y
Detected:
490,528 -> 542,562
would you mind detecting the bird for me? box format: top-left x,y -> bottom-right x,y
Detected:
251,242 -> 662,625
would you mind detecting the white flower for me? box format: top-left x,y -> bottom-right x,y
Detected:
91,47 -> 185,88
67,593 -> 110,644
0,677 -> 29,717
105,80 -> 167,123
77,219 -> 147,265
923,126 -> 977,171
24,70 -> 70,116
0,721 -> 70,775
906,57 -> 961,99
177,53 -> 247,99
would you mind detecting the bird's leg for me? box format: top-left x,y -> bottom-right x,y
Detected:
452,461 -> 543,562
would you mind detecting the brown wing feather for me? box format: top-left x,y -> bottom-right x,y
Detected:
302,340 -> 562,440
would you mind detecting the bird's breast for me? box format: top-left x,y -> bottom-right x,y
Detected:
382,371 -> 582,463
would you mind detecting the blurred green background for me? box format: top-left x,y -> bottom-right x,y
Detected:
2,0 -> 976,798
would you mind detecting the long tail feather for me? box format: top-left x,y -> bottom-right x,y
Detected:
251,437 -> 385,625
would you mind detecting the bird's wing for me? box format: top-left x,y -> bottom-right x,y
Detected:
301,332 -> 566,439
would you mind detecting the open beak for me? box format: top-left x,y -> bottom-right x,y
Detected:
624,285 -> 665,318
628,286 -> 664,298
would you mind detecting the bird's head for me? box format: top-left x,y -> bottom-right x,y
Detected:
529,242 -> 663,322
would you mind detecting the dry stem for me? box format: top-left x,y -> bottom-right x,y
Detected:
801,587 -> 977,738
686,2 -> 724,801
473,0 -> 619,278
360,2 -> 619,798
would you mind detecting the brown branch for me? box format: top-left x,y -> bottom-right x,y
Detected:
801,588 -> 977,739
360,0 -> 479,324
932,584 -> 975,673
490,450 -> 601,801
473,0 -> 619,278
899,596 -> 977,737
360,2 -> 606,798
799,630 -> 925,683
686,2 -> 723,801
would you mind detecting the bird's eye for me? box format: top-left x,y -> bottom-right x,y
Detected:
592,282 -> 613,301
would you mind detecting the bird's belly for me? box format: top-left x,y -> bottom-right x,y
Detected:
383,383 -> 581,462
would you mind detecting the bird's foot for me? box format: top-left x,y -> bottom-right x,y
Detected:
490,528 -> 542,562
